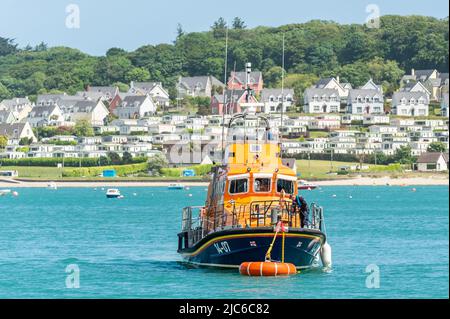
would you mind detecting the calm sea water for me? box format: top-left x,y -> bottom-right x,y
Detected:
0,185 -> 448,299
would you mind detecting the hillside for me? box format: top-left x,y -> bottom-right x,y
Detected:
0,15 -> 448,102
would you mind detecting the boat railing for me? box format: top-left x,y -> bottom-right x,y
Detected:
181,201 -> 325,247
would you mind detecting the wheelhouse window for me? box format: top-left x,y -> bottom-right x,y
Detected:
254,178 -> 271,192
229,179 -> 248,194
277,179 -> 294,194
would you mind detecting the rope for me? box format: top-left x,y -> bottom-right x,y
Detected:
265,221 -> 280,261
265,221 -> 287,262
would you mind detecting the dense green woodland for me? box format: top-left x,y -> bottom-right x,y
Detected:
0,15 -> 448,102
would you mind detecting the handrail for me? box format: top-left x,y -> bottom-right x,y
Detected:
181,200 -> 325,247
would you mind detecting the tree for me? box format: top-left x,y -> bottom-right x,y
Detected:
393,145 -> 416,165
122,151 -> 133,164
176,23 -> 185,38
0,37 -> 18,56
98,156 -> 111,166
147,153 -> 168,173
74,120 -> 94,137
0,82 -> 11,100
427,142 -> 447,153
232,17 -> 246,30
19,137 -> 32,146
0,135 -> 7,149
125,67 -> 150,82
211,17 -> 227,38
107,152 -> 122,165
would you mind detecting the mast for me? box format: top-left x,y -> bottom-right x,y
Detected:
280,33 -> 285,159
221,28 -> 229,162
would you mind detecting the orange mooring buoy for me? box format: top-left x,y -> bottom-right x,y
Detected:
239,261 -> 297,276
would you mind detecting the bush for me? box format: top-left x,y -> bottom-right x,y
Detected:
0,156 -> 147,167
160,164 -> 213,177
62,162 -> 148,177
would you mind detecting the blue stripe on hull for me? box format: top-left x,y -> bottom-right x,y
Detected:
180,233 -> 323,268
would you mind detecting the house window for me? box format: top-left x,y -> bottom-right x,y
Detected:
276,179 -> 294,194
254,178 -> 271,192
229,179 -> 248,194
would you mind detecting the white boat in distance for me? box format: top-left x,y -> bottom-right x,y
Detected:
106,188 -> 122,198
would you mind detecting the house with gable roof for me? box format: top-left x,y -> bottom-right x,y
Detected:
260,88 -> 295,113
314,77 -> 349,100
114,95 -> 156,119
177,76 -> 225,98
347,89 -> 384,114
227,70 -> 264,95
129,81 -> 170,107
303,88 -> 340,114
391,91 -> 429,117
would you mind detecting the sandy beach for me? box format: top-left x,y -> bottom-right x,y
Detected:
0,176 -> 448,188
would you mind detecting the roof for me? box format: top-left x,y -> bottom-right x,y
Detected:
0,97 -> 32,109
417,152 -> 449,163
29,105 -> 59,118
392,91 -> 429,104
213,90 -> 249,104
304,88 -> 339,98
229,71 -> 263,85
73,100 -> 100,113
260,88 -> 295,102
36,93 -> 68,105
87,86 -> 118,97
414,69 -> 436,81
178,76 -> 224,91
348,89 -> 384,100
120,95 -> 149,107
0,122 -> 28,137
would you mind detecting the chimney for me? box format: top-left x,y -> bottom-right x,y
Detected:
411,68 -> 415,76
336,76 -> 340,83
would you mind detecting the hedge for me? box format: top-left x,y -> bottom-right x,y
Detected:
62,162 -> 148,177
161,164 -> 213,177
0,156 -> 147,167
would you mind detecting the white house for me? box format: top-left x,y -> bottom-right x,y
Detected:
0,110 -> 18,124
66,100 -> 110,126
114,95 -> 156,119
0,97 -> 34,121
360,79 -> 383,93
391,92 -> 429,117
303,88 -> 340,114
314,77 -> 349,100
129,82 -> 170,107
416,152 -> 449,171
260,88 -> 295,113
27,105 -> 64,127
347,89 -> 384,114
0,122 -> 36,142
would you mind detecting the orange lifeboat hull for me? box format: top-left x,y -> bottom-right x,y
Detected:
239,261 -> 297,276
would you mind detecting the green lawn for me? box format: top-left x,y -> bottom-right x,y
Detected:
308,131 -> 329,138
296,160 -> 388,180
0,166 -> 207,181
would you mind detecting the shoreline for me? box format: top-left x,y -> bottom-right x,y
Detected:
1,176 -> 448,188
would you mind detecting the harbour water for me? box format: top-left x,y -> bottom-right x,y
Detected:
0,185 -> 448,298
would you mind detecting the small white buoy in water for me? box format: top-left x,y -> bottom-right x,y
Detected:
349,195 -> 353,199
12,191 -> 19,197
133,193 -> 137,196
332,194 -> 337,198
320,241 -> 332,268
185,187 -> 190,191
412,188 -> 416,192
188,194 -> 193,197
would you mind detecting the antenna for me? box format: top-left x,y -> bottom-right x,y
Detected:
280,33 -> 285,159
221,28 -> 229,162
